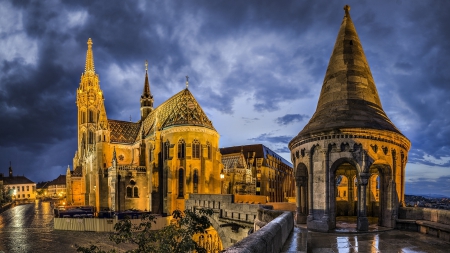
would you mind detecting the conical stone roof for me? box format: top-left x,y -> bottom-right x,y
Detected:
291,6 -> 404,143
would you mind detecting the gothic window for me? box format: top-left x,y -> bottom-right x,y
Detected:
81,111 -> 86,124
178,168 -> 184,198
164,141 -> 170,161
206,142 -> 211,160
178,139 -> 186,159
88,131 -> 94,144
126,186 -> 132,198
89,110 -> 94,123
133,187 -> 139,198
192,139 -> 200,159
193,169 -> 199,193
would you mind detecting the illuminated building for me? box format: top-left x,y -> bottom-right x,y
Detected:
67,39 -> 222,214
220,144 -> 295,202
1,164 -> 36,201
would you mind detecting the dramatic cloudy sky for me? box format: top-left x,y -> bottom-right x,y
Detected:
0,0 -> 449,196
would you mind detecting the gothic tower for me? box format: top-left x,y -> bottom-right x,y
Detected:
75,38 -> 108,206
140,60 -> 154,121
289,6 -> 410,232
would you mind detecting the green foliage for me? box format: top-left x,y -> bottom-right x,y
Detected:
76,208 -> 214,253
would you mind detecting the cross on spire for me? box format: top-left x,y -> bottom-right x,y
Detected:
145,60 -> 148,72
185,75 -> 189,89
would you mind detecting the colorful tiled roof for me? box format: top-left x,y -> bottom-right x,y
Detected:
142,88 -> 215,136
108,120 -> 141,143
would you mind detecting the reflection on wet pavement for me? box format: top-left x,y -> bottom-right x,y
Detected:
0,201 -> 133,253
282,222 -> 450,253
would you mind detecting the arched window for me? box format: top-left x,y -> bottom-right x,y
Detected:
133,187 -> 139,198
206,142 -> 211,160
88,131 -> 94,144
192,139 -> 200,159
89,110 -> 94,123
178,139 -> 186,159
164,141 -> 170,161
126,186 -> 132,198
81,111 -> 86,124
178,168 -> 184,198
193,169 -> 199,193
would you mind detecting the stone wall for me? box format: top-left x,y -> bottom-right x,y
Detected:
222,211 -> 294,253
398,207 -> 450,242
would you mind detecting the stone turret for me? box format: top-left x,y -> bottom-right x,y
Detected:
289,5 -> 410,233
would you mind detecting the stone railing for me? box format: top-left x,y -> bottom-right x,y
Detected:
222,209 -> 294,253
397,207 -> 450,242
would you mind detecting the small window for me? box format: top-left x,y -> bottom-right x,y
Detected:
126,186 -> 132,198
27,186 -> 29,191
192,140 -> 200,159
89,110 -> 94,123
164,141 -> 170,161
133,187 -> 139,198
28,194 -> 30,198
178,139 -> 186,159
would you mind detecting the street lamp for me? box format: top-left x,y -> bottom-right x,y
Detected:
220,170 -> 224,194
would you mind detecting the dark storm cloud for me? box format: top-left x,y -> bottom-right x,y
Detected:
276,114 -> 309,126
1,0 -> 449,188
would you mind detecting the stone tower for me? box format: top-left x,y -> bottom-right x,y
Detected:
74,38 -> 109,207
289,6 -> 410,232
140,60 -> 154,121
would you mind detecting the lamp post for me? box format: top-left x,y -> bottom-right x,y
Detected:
220,170 -> 224,194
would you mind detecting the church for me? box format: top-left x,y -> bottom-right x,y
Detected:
66,39 -> 222,215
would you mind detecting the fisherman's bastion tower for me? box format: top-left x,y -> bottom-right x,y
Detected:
289,6 -> 410,232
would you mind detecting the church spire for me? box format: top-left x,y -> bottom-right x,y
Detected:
85,38 -> 95,74
140,60 -> 154,120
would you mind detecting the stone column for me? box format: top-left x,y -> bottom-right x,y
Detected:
357,173 -> 369,231
296,177 -> 307,223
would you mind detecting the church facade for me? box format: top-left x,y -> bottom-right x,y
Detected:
66,39 -> 222,214
289,6 -> 410,232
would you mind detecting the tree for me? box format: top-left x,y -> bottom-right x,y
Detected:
76,208 -> 214,253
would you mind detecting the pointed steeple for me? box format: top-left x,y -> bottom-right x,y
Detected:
293,5 -> 403,139
85,38 -> 95,74
140,60 -> 154,120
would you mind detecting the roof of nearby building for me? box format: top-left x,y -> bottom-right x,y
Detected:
222,153 -> 247,170
48,175 -> 66,186
2,176 -> 35,185
220,144 -> 292,167
291,6 -> 405,143
108,119 -> 141,143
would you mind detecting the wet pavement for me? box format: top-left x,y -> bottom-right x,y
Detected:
0,201 -> 133,253
281,220 -> 450,253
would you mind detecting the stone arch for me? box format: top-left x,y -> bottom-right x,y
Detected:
330,157 -> 361,228
294,163 -> 308,223
369,163 -> 394,227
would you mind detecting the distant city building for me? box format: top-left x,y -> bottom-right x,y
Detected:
67,39 -> 222,214
0,164 -> 36,201
220,144 -> 295,202
47,174 -> 67,198
289,6 -> 410,232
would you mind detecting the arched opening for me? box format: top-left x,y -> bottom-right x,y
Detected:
333,162 -> 358,221
295,163 -> 308,224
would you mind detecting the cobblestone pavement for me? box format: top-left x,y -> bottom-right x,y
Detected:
0,201 -> 133,253
281,224 -> 450,253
